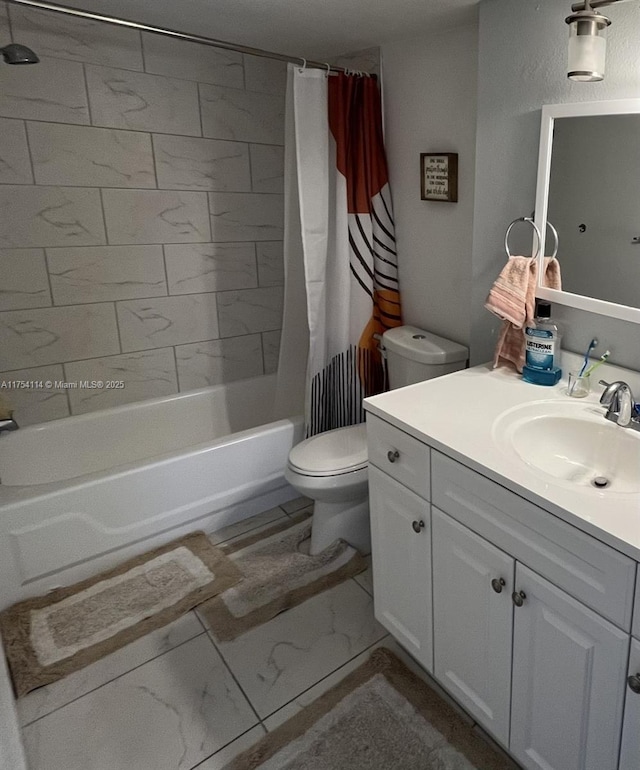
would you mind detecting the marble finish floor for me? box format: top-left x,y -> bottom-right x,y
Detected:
17,497 -> 388,770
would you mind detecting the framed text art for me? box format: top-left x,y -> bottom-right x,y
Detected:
420,153 -> 458,202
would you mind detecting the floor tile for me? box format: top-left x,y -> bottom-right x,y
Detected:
262,634 -> 474,733
22,634 -> 258,770
261,636 -> 391,731
280,496 -> 313,515
208,506 -> 288,545
18,613 -> 204,727
353,556 -> 373,595
193,725 -> 266,769
210,579 -> 387,719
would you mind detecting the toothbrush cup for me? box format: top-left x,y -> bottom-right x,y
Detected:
567,371 -> 591,398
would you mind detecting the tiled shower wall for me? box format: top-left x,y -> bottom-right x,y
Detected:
0,2 -> 285,424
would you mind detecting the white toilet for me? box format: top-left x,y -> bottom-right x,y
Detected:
285,325 -> 468,555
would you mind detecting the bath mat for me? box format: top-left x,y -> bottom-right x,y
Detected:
0,532 -> 242,697
198,513 -> 368,641
223,648 -> 518,770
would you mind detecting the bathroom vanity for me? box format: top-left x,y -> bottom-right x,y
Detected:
364,357 -> 640,770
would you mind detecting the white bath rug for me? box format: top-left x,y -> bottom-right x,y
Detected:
0,532 -> 241,697
198,512 -> 368,640
222,648 -> 519,770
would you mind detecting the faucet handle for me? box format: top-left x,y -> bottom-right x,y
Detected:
599,380 -> 636,425
599,380 -> 627,407
599,379 -> 617,406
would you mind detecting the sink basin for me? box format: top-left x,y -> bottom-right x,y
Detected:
492,400 -> 640,494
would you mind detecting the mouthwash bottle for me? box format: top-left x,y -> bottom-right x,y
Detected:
522,301 -> 562,386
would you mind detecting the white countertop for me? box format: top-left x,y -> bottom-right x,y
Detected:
364,354 -> 640,562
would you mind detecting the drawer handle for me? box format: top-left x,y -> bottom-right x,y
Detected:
412,520 -> 425,534
628,674 -> 640,694
512,590 -> 526,607
491,578 -> 506,594
387,449 -> 400,463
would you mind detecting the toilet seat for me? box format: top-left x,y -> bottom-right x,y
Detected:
287,424 -> 367,478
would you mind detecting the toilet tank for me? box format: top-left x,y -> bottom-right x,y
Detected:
382,325 -> 468,390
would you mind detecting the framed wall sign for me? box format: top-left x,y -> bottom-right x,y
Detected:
420,153 -> 458,202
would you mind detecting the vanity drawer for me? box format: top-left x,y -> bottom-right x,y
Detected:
367,415 -> 430,499
432,451 -> 636,630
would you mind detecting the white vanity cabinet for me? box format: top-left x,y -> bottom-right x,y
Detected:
431,508 -> 514,746
510,564 -> 628,770
633,571 -> 640,639
620,638 -> 640,770
369,465 -> 433,672
366,413 -> 637,770
368,416 -> 433,671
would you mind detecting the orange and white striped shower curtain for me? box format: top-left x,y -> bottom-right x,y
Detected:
279,65 -> 402,436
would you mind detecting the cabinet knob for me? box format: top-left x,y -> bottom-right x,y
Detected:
412,520 -> 425,534
628,674 -> 640,694
491,578 -> 506,594
512,590 -> 527,607
387,449 -> 400,463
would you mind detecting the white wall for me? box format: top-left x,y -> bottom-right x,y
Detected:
472,0 -> 640,368
381,24 -> 478,348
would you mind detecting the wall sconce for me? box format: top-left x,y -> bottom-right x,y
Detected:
566,0 -> 639,81
566,0 -> 612,81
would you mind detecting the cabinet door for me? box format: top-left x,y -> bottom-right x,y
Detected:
369,465 -> 432,671
620,637 -> 640,770
432,508 -> 514,747
510,564 -> 628,770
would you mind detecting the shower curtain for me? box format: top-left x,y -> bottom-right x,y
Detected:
276,64 -> 402,436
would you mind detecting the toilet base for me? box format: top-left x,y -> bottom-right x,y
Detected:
310,496 -> 371,556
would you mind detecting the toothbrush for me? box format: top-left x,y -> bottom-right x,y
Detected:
578,338 -> 598,377
584,350 -> 610,377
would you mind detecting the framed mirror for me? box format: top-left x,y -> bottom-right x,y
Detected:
534,99 -> 640,324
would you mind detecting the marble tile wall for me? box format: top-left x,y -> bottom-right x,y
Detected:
0,2 -> 285,424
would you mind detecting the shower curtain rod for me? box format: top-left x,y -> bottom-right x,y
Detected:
4,0 -> 349,73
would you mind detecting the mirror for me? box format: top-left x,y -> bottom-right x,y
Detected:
534,99 -> 640,324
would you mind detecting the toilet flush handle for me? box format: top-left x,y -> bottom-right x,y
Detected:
387,449 -> 400,463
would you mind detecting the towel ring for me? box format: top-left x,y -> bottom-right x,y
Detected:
504,217 -> 543,260
545,221 -> 559,259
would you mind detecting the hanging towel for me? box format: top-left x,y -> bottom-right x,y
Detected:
486,257 -> 561,372
485,256 -> 535,328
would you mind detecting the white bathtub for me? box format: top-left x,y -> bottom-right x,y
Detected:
0,374 -> 303,610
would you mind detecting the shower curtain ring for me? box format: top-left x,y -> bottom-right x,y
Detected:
324,62 -> 331,76
299,57 -> 307,72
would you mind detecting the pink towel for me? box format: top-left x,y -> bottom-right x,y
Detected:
485,256 -> 535,327
485,257 -> 561,373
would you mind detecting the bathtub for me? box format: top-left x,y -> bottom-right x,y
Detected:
0,374 -> 303,610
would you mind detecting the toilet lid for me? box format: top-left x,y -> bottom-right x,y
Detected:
288,424 -> 367,476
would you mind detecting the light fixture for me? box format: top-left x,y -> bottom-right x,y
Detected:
566,0 -> 611,81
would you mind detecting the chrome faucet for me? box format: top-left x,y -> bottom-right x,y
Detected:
0,414 -> 18,435
599,380 -> 640,431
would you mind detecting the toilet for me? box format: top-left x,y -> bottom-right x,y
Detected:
285,325 -> 469,555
